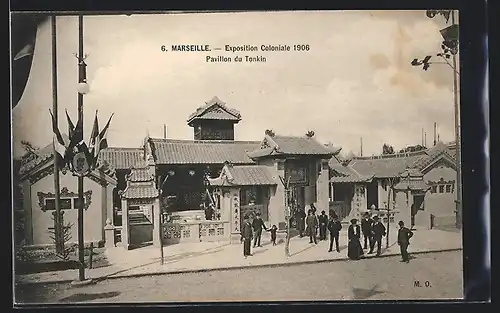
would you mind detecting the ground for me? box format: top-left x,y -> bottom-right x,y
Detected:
15,250 -> 463,303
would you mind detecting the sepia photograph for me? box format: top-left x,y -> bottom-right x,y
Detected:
11,10 -> 464,303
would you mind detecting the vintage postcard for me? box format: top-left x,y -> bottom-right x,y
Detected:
12,10 -> 464,303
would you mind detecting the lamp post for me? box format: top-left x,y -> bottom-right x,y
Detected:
75,14 -> 90,283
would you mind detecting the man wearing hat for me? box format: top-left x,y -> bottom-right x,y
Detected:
252,212 -> 268,248
240,215 -> 253,258
327,214 -> 342,252
361,212 -> 374,250
306,209 -> 318,244
397,221 -> 414,263
318,210 -> 329,241
369,215 -> 386,256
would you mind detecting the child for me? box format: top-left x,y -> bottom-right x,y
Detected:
268,225 -> 278,246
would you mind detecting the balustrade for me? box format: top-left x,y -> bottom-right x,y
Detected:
162,220 -> 229,244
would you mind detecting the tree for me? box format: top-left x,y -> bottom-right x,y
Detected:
48,217 -> 75,261
411,10 -> 459,75
398,144 -> 427,153
305,130 -> 315,138
382,144 -> 395,155
264,129 -> 275,137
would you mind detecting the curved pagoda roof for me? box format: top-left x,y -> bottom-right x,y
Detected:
187,96 -> 242,126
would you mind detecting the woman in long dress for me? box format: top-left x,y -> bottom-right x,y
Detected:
347,218 -> 364,260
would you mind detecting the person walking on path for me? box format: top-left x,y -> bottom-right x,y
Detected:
241,215 -> 253,258
369,215 -> 386,256
361,212 -> 373,250
327,214 -> 342,252
252,212 -> 268,247
296,209 -> 306,237
318,210 -> 328,241
306,209 -> 318,244
347,218 -> 364,260
397,220 -> 414,263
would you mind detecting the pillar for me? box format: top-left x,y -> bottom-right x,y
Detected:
104,218 -> 115,248
22,180 -> 33,245
315,159 -> 330,216
153,197 -> 161,247
121,198 -> 130,250
271,160 -> 286,231
107,187 -> 114,226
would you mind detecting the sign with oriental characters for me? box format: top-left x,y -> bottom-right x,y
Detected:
285,165 -> 308,185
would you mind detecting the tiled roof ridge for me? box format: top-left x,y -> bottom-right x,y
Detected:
148,138 -> 261,144
187,96 -> 241,122
352,149 -> 428,160
102,147 -> 143,151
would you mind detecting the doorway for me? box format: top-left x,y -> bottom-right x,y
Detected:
366,181 -> 379,210
411,194 -> 425,227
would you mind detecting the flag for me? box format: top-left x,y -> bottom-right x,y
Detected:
65,109 -> 75,139
96,113 -> 114,155
68,113 -> 83,152
49,110 -> 67,166
11,14 -> 48,108
88,110 -> 99,158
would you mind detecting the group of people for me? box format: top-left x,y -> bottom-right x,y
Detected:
240,208 -> 414,263
346,213 -> 387,260
240,212 -> 278,258
347,212 -> 414,262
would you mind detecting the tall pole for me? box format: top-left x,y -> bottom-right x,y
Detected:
77,14 -> 86,281
433,122 -> 437,146
360,137 -> 363,157
385,182 -> 391,249
51,15 -> 63,254
451,10 -> 462,229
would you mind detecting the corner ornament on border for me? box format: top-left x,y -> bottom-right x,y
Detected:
37,187 -> 93,212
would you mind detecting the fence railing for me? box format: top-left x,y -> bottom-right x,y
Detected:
114,226 -> 122,244
162,220 -> 230,244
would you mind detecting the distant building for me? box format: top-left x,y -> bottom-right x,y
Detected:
329,141 -> 458,229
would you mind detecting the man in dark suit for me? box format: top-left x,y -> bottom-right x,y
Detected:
241,215 -> 253,258
327,214 -> 342,252
361,212 -> 373,250
296,209 -> 306,237
306,209 -> 318,244
397,220 -> 414,263
252,212 -> 268,247
369,215 -> 386,256
318,210 -> 329,240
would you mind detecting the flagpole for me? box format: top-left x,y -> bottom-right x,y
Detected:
51,15 -> 63,255
76,14 -> 86,282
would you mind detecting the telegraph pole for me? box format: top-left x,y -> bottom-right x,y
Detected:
451,10 -> 462,229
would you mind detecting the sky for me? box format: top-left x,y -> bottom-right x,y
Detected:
11,10 -> 459,158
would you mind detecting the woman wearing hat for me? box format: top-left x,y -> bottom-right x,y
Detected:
347,218 -> 364,260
